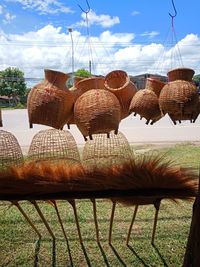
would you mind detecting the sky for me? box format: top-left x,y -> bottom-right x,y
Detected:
0,0 -> 200,82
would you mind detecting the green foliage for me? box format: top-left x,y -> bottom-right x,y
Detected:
193,74 -> 200,85
75,68 -> 91,78
0,67 -> 27,105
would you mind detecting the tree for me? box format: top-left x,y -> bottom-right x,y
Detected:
75,68 -> 91,78
0,67 -> 27,105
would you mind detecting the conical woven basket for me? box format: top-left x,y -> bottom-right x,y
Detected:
104,70 -> 137,119
27,69 -> 74,129
28,129 -> 81,164
145,78 -> 166,97
0,109 -> 2,127
0,130 -> 23,168
159,80 -> 199,123
74,89 -> 121,140
167,68 -> 195,82
82,131 -> 133,171
129,89 -> 162,124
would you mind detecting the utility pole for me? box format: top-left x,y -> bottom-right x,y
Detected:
68,28 -> 74,79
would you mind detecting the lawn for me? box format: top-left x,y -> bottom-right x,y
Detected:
0,142 -> 199,266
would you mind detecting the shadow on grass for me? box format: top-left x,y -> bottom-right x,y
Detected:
152,244 -> 169,267
109,243 -> 127,267
34,238 -> 41,267
81,243 -> 92,267
127,244 -> 150,267
98,242 -> 111,267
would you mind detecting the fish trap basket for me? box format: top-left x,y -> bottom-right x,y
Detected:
159,80 -> 199,122
129,89 -> 162,124
27,69 -> 74,129
0,109 -> 2,127
74,89 -> 121,139
145,78 -> 166,97
167,68 -> 195,82
82,131 -> 133,171
28,129 -> 81,164
104,70 -> 137,119
0,130 -> 23,168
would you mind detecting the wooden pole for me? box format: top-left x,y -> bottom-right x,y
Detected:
109,201 -> 116,244
126,205 -> 138,245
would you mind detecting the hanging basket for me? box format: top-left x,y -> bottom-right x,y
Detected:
27,69 -> 74,129
0,130 -> 23,168
145,78 -> 166,97
0,109 -> 2,127
82,131 -> 133,171
129,89 -> 162,124
159,80 -> 199,124
28,129 -> 81,164
74,89 -> 121,140
104,70 -> 137,119
167,68 -> 195,82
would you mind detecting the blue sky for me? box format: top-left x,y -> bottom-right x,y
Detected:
0,0 -> 200,79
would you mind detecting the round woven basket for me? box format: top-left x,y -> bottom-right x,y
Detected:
167,68 -> 195,82
104,70 -> 137,119
27,69 -> 74,129
145,78 -> 166,97
129,89 -> 162,124
82,131 -> 133,171
74,89 -> 121,140
28,129 -> 81,164
73,76 -> 85,87
159,80 -> 199,124
0,109 -> 2,127
0,130 -> 23,168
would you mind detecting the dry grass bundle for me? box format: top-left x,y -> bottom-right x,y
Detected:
0,155 -> 197,201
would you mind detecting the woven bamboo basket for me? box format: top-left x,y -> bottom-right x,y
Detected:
129,89 -> 162,124
145,78 -> 166,97
27,69 -> 74,129
0,109 -> 2,127
73,76 -> 85,87
28,129 -> 80,163
0,130 -> 23,168
159,80 -> 199,124
167,68 -> 195,82
74,89 -> 121,140
82,131 -> 133,171
104,70 -> 137,119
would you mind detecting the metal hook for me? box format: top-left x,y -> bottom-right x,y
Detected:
169,0 -> 177,18
78,0 -> 91,14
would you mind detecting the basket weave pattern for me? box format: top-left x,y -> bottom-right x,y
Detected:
82,131 -> 133,170
0,130 -> 23,167
27,70 -> 74,129
145,78 -> 166,97
167,68 -> 195,82
28,129 -> 81,163
129,89 -> 162,123
159,80 -> 199,121
104,70 -> 137,119
74,89 -> 121,138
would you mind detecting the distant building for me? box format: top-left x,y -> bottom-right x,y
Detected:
130,73 -> 168,89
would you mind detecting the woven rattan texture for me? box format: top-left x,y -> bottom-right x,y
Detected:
145,78 -> 166,97
28,129 -> 80,163
104,70 -> 137,119
167,68 -> 195,82
0,130 -> 23,167
27,70 -> 74,129
74,89 -> 121,138
82,131 -> 133,170
159,80 -> 199,121
0,109 -> 2,127
129,89 -> 162,123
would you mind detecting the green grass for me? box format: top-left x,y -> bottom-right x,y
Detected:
0,143 -> 199,266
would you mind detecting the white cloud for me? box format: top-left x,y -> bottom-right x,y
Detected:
3,12 -> 16,24
140,31 -> 160,39
131,10 -> 140,16
76,10 -> 120,28
7,0 -> 73,14
0,26 -> 199,81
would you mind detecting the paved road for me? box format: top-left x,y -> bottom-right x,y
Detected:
1,109 -> 200,152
